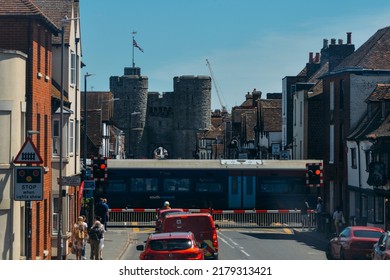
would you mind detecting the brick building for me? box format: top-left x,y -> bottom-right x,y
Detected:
0,0 -> 59,259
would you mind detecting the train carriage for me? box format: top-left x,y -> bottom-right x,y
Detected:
94,159 -> 322,210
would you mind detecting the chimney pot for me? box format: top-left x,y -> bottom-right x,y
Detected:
331,38 -> 336,45
338,39 -> 343,45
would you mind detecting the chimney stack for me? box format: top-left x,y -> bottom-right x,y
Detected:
331,38 -> 336,45
309,52 -> 314,63
338,39 -> 343,45
347,32 -> 352,44
323,39 -> 328,48
315,52 -> 320,63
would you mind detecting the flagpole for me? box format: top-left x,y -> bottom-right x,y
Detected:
132,31 -> 136,67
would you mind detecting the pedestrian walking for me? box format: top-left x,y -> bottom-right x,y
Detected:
333,206 -> 345,235
89,219 -> 104,260
81,215 -> 88,260
315,197 -> 323,231
300,198 -> 310,230
72,216 -> 88,260
95,198 -> 109,230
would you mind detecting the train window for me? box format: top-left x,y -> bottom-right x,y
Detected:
196,182 -> 223,192
131,178 -> 158,192
106,181 -> 126,193
163,178 -> 190,192
260,179 -> 289,193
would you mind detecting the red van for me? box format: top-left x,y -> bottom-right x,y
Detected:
155,208 -> 184,232
161,213 -> 219,259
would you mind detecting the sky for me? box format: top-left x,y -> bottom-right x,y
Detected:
79,0 -> 390,110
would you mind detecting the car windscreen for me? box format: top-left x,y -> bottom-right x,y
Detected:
354,230 -> 382,238
149,239 -> 192,251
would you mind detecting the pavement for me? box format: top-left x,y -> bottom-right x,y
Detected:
66,227 -> 135,260
66,226 -> 330,260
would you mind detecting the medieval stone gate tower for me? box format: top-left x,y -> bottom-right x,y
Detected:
110,67 -> 211,158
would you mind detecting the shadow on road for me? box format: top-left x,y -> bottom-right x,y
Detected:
239,229 -> 329,252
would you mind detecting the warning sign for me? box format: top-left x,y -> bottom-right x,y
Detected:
14,138 -> 43,164
14,166 -> 43,201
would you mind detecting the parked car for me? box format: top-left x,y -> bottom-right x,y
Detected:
326,226 -> 384,260
155,208 -> 184,232
136,231 -> 205,260
161,212 -> 219,259
372,231 -> 390,260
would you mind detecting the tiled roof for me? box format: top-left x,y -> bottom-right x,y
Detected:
347,108 -> 382,140
87,109 -> 102,148
260,99 -> 282,132
243,110 -> 256,141
365,84 -> 390,102
32,0 -> 75,44
0,0 -> 59,33
307,62 -> 329,84
334,26 -> 390,71
367,114 -> 390,139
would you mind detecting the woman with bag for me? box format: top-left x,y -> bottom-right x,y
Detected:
333,206 -> 345,235
72,216 -> 88,260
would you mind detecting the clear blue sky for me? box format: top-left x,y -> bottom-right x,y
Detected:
80,0 -> 390,110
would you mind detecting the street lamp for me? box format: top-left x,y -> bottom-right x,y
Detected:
25,130 -> 39,260
83,72 -> 94,174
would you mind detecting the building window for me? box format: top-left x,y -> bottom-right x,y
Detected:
339,79 -> 344,110
52,197 -> 59,234
330,82 -> 334,111
293,99 -> 296,126
53,119 -> 60,156
69,120 -> 74,155
299,101 -> 303,126
329,125 -> 334,163
70,52 -> 76,85
351,147 -> 357,169
45,32 -> 49,76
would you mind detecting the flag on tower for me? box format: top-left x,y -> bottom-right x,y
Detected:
133,39 -> 144,52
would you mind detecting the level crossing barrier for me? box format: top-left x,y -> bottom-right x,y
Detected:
107,208 -> 317,228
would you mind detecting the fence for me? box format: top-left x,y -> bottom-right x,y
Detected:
107,208 -> 317,228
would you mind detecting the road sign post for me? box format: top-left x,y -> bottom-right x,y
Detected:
14,136 -> 43,259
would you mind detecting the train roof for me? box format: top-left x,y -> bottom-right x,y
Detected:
106,159 -> 323,170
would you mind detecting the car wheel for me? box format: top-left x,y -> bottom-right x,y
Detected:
325,244 -> 333,260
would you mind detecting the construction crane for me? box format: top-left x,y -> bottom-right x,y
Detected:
206,59 -> 227,112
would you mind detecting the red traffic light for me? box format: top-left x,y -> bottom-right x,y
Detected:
92,157 -> 108,181
306,163 -> 323,187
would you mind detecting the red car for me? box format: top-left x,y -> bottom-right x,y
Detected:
136,231 -> 205,260
326,226 -> 384,260
372,231 -> 390,260
155,208 -> 184,232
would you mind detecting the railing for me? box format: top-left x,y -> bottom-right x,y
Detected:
107,209 -> 317,228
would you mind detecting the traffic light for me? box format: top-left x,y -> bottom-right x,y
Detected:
306,163 -> 323,187
92,157 -> 107,181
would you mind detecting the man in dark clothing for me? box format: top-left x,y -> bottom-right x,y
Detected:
95,198 -> 108,230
